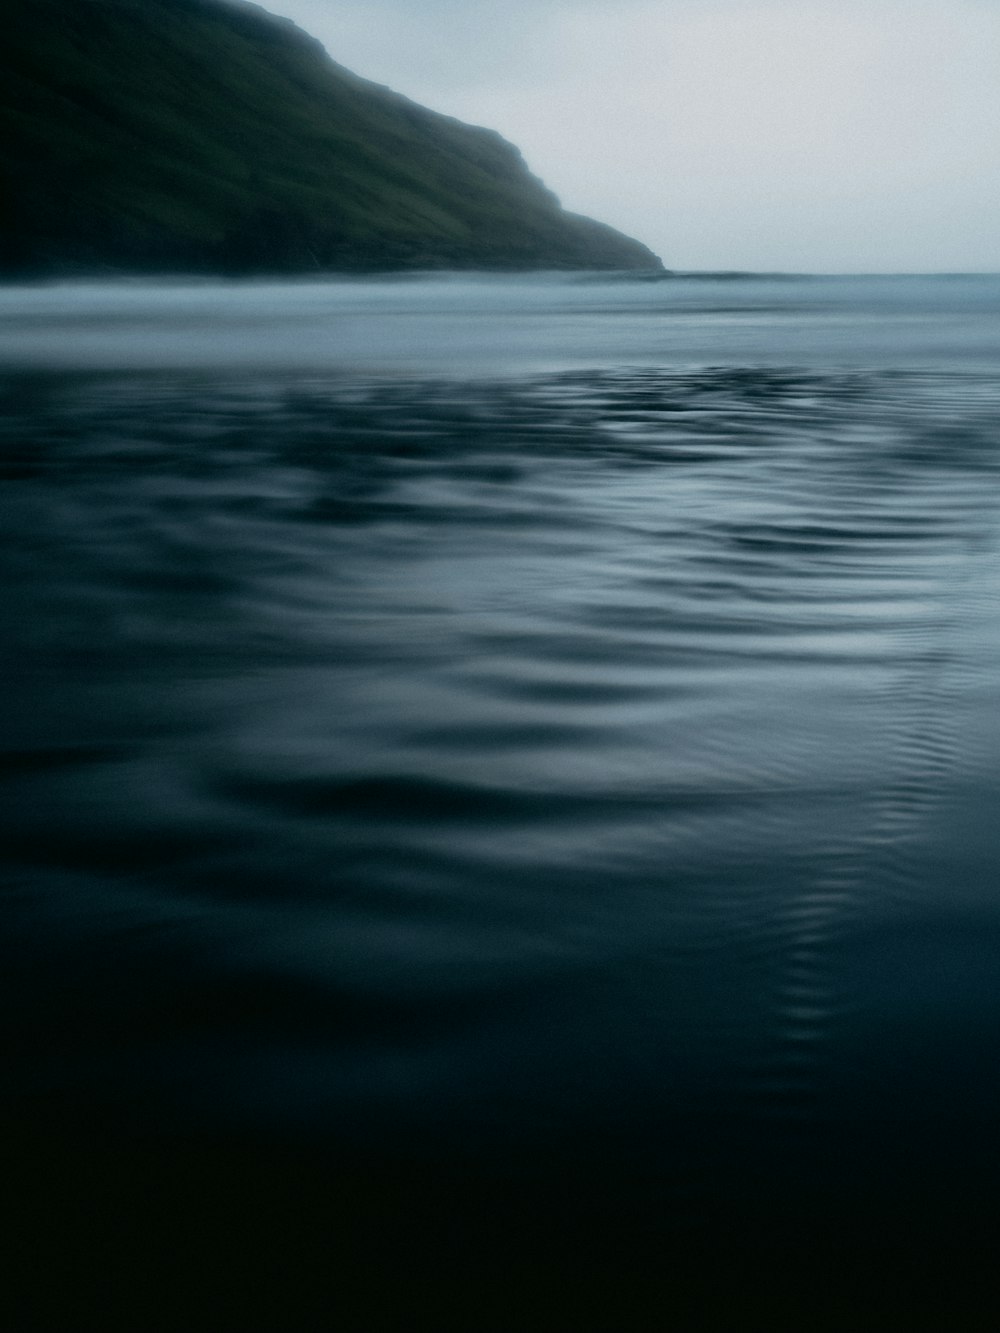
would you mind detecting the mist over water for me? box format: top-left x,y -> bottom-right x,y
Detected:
3,271 -> 1000,373
4,274 -> 1000,1325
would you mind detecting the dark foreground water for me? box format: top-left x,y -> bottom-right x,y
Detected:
4,274 -> 1000,1328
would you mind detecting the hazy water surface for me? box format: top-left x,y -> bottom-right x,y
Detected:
4,273 -> 1000,1322
3,271 -> 1000,373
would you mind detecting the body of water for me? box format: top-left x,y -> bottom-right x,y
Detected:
3,273 -> 1000,1327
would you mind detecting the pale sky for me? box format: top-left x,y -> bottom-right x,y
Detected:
268,0 -> 1000,272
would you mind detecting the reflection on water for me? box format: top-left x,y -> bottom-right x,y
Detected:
4,276 -> 1000,1326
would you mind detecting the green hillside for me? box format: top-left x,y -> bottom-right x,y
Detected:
0,0 -> 662,276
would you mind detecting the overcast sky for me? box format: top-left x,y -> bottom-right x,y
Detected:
269,0 -> 1000,272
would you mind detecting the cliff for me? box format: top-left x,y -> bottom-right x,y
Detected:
0,0 -> 663,277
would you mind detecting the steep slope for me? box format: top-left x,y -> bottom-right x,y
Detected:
0,0 -> 662,276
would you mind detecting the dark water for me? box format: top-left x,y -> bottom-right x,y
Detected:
4,274 -> 1000,1327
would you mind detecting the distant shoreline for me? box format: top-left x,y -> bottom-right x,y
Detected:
2,268 -> 998,290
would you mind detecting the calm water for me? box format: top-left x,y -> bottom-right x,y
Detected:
4,273 -> 1000,1325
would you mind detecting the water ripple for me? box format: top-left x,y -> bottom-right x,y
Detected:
3,360 -> 1000,1184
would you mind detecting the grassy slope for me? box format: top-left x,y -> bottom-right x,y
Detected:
0,0 -> 662,275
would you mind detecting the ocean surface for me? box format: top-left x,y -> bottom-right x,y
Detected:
4,272 -> 1000,1327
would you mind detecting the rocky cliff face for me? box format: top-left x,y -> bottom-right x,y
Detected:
0,0 -> 662,277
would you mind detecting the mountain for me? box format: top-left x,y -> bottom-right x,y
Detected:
0,0 -> 663,277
